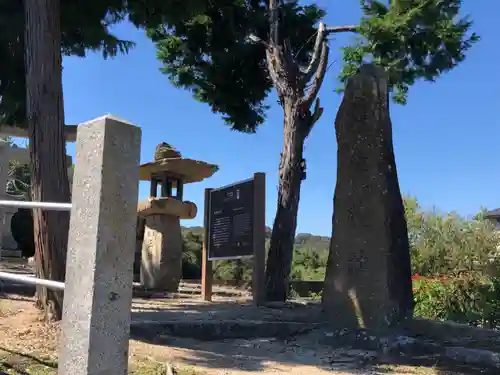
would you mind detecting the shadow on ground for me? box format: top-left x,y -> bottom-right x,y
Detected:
129,302 -> 500,375
131,327 -> 500,374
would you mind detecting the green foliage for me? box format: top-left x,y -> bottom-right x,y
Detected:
180,226 -> 328,282
149,0 -> 324,132
338,0 -> 479,104
0,0 -> 137,126
413,274 -> 500,328
181,229 -> 204,279
405,196 -> 500,327
0,0 -> 213,126
404,196 -> 499,277
290,247 -> 327,281
150,0 -> 477,131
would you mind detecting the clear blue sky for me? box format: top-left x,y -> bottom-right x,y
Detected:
58,1 -> 498,236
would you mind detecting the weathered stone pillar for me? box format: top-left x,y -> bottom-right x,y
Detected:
322,64 -> 413,330
141,214 -> 183,291
58,115 -> 141,375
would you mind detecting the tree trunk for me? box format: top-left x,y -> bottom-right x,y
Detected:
24,0 -> 70,321
265,99 -> 306,302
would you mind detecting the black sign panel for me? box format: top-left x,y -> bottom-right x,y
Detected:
208,178 -> 254,260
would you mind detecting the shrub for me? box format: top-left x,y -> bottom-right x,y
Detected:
406,197 -> 500,328
405,197 -> 500,277
413,273 -> 500,328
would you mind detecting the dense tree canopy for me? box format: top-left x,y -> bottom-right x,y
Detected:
151,0 -> 478,128
149,0 -> 324,132
0,0 -> 217,125
0,0 -> 134,125
339,0 -> 479,104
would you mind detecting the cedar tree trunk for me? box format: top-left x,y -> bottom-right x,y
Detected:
24,0 -> 71,321
262,3 -> 329,301
265,99 -> 306,301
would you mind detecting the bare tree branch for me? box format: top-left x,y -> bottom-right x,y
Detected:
302,40 -> 329,107
300,22 -> 326,85
325,25 -> 359,34
300,24 -> 358,86
262,1 -> 356,100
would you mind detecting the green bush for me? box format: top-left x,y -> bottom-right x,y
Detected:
406,197 -> 500,328
413,273 -> 500,328
405,197 -> 500,277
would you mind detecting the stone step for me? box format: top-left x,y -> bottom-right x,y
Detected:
129,319 -> 320,341
323,327 -> 500,370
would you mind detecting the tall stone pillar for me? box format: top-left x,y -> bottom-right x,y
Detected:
322,64 -> 413,330
59,115 -> 141,375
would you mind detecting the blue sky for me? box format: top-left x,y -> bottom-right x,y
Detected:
55,1 -> 497,236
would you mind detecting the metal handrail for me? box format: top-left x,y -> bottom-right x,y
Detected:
0,200 -> 71,211
0,271 -> 65,291
0,199 -> 70,290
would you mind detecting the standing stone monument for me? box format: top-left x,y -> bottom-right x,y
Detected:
58,115 -> 141,375
138,142 -> 218,291
322,64 -> 413,330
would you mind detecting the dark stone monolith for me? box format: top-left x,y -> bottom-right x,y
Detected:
322,64 -> 413,330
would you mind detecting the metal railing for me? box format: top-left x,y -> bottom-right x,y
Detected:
0,200 -> 71,290
0,200 -> 71,211
0,270 -> 65,290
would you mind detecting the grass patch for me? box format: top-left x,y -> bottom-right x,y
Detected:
0,349 -> 201,375
0,349 -> 56,375
130,361 -> 201,375
375,364 -> 440,374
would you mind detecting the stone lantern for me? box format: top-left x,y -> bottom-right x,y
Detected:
136,142 -> 218,291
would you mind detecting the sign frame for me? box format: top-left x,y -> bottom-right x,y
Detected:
201,173 -> 266,305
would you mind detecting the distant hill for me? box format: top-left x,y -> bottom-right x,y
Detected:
180,226 -> 329,282
181,226 -> 330,252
